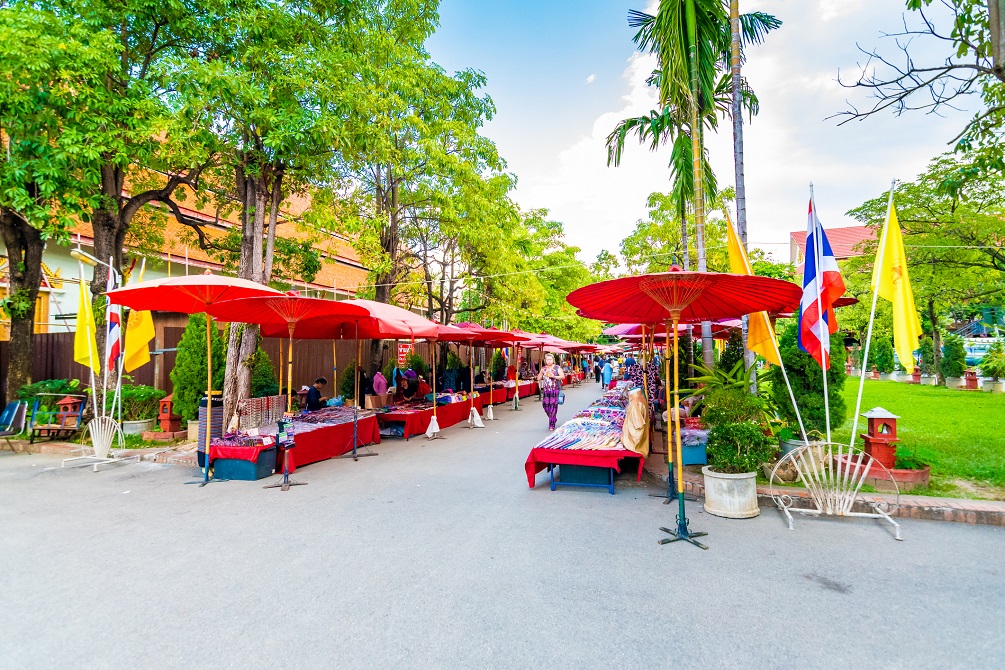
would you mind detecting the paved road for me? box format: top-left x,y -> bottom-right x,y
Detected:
1,382 -> 1003,669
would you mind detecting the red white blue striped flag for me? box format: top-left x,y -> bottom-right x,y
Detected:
105,266 -> 121,372
799,197 -> 846,369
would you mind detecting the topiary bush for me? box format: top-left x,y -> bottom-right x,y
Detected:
873,338 -> 895,374
338,361 -> 357,401
765,322 -> 847,436
170,314 -> 226,421
706,422 -> 776,474
491,350 -> 507,381
980,341 -> 1005,381
919,336 -> 935,375
250,346 -> 279,397
941,334 -> 966,378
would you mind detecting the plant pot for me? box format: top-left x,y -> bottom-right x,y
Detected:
701,466 -> 760,519
983,380 -> 1004,393
921,375 -> 937,386
878,372 -> 894,381
945,376 -> 963,389
187,421 -> 199,442
779,437 -> 806,457
121,418 -> 155,435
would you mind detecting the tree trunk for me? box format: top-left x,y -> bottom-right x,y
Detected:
990,1 -> 1005,79
928,298 -> 943,384
369,176 -> 400,375
684,0 -> 715,368
0,213 -> 44,403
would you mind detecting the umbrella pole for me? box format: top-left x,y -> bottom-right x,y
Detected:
286,327 -> 294,413
659,317 -> 707,549
203,314 -> 213,485
427,340 -> 443,440
486,346 -> 495,420
512,343 -> 520,411
468,341 -> 483,428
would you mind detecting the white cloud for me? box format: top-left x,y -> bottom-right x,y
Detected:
585,73 -> 597,85
509,0 -> 973,264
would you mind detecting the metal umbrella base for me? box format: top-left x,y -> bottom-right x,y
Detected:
264,448 -> 306,492
658,498 -> 708,550
648,466 -> 698,505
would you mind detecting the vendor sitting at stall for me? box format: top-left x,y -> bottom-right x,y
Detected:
395,371 -> 422,403
305,377 -> 328,412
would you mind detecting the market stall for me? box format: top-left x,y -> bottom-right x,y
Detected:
524,384 -> 645,494
376,393 -> 483,440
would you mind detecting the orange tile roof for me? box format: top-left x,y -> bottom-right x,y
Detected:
790,225 -> 875,261
68,184 -> 368,294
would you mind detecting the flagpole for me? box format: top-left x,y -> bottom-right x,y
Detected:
810,184 -> 832,442
79,261 -> 97,409
849,179 -> 896,449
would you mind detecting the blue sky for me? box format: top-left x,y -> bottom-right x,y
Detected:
426,0 -> 974,264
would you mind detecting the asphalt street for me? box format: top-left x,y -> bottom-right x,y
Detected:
1,382 -> 1003,670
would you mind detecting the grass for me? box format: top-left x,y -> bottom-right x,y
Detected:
830,379 -> 1005,499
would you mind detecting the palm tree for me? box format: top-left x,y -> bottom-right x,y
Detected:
608,0 -> 778,367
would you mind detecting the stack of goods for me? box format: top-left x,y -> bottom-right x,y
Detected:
427,391 -> 479,405
291,405 -> 375,434
211,434 -> 275,448
532,418 -> 624,451
236,395 -> 286,431
374,402 -> 436,415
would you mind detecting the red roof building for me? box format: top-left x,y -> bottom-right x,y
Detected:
790,225 -> 875,266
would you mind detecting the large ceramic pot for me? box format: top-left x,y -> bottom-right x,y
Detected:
187,421 -> 198,442
779,437 -> 806,458
945,376 -> 964,389
921,375 -> 937,386
878,372 -> 895,382
702,466 -> 759,519
983,379 -> 1004,393
121,418 -> 155,436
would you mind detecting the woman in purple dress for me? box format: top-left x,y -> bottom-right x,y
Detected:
538,353 -> 564,431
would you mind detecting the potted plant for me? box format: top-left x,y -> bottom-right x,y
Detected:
702,421 -> 775,518
919,336 -> 937,385
119,384 -> 167,435
980,341 -> 1005,393
873,338 -> 896,381
942,334 -> 967,389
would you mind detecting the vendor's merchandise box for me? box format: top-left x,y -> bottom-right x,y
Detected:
213,446 -> 277,481
558,464 -> 611,485
365,394 -> 392,409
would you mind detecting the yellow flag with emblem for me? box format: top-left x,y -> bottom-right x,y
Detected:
123,262 -> 155,372
73,277 -> 101,373
724,210 -> 781,366
871,202 -> 923,374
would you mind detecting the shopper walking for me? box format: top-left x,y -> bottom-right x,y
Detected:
538,353 -> 564,431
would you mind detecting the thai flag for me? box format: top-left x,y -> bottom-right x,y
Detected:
105,266 -> 121,372
799,197 -> 846,369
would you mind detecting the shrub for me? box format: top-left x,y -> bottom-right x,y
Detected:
491,350 -> 507,381
701,389 -> 764,428
445,350 -> 462,370
980,341 -> 1005,381
338,361 -> 357,400
18,378 -> 81,413
404,351 -> 427,377
250,346 -> 279,397
717,329 -> 744,375
170,314 -> 226,421
706,422 -> 776,474
873,338 -> 895,374
941,334 -> 967,378
919,337 -> 935,375
765,322 -> 847,435
119,384 -> 166,421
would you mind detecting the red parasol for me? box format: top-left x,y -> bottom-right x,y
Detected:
568,267 -> 802,550
106,272 -> 281,486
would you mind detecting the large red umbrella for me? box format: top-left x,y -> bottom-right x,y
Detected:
568,267 -> 802,550
106,272 -> 281,486
206,293 -> 371,413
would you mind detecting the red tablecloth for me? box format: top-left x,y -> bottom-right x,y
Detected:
524,448 -> 645,488
281,415 -> 381,473
377,396 -> 483,440
209,441 -> 275,462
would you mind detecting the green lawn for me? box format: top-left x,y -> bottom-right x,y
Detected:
831,379 -> 1005,499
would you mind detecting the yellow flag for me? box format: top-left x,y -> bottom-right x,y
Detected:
124,309 -> 155,372
724,211 -> 781,366
73,279 -> 101,373
871,203 -> 923,374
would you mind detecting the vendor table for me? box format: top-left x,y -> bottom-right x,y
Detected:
377,396 -> 483,440
506,381 -> 539,400
281,415 -> 382,472
524,447 -> 644,491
